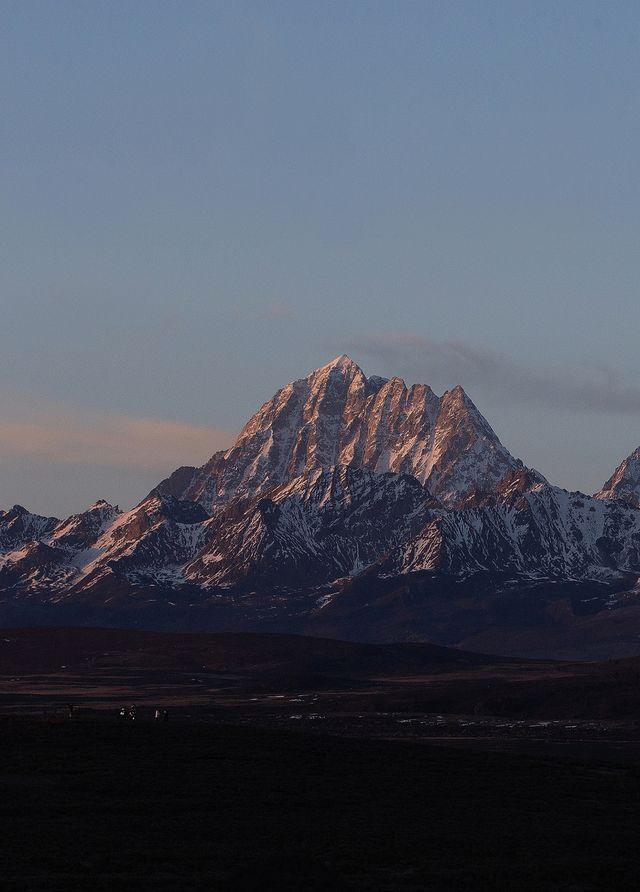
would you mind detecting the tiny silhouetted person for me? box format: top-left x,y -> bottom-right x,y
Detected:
66,703 -> 75,719
129,705 -> 136,721
162,709 -> 169,722
119,706 -> 126,719
154,709 -> 161,721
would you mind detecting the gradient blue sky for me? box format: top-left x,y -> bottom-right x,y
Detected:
2,1 -> 640,515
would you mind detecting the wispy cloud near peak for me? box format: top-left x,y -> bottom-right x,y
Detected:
349,333 -> 640,415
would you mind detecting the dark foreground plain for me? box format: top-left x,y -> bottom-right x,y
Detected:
3,718 -> 640,891
4,628 -> 640,890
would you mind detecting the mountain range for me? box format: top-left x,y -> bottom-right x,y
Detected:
3,354 -> 640,658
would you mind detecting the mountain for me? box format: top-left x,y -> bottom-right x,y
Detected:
0,468 -> 433,606
3,355 -> 640,659
0,355 -> 538,601
595,446 -> 640,507
377,484 -> 640,582
0,505 -> 58,549
298,479 -> 640,658
160,355 -> 543,510
183,466 -> 434,592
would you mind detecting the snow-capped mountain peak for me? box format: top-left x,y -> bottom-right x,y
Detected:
9,356 -> 616,655
596,446 -> 640,507
173,357 -> 540,510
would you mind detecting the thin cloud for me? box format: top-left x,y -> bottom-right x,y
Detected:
0,406 -> 234,472
350,333 -> 640,415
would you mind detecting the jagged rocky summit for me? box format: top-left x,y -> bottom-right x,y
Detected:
596,446 -> 640,507
160,354 -> 541,509
3,355 -> 640,660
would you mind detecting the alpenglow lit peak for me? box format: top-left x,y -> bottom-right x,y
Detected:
596,446 -> 640,507
162,356 -> 544,509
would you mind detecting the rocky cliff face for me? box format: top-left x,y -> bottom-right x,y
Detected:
0,505 -> 58,549
168,355 -> 541,510
0,468 -> 434,601
596,447 -> 640,507
376,483 -> 640,581
183,466 -> 435,592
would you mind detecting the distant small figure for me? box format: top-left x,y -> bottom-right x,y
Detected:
66,703 -> 75,719
129,705 -> 136,721
154,708 -> 161,721
119,706 -> 126,720
162,709 -> 169,722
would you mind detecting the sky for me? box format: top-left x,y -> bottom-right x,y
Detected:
2,0 -> 640,516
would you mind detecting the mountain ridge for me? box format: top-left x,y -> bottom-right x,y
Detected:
3,355 -> 640,659
596,446 -> 640,507
163,354 -> 544,510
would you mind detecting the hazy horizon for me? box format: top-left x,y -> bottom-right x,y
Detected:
3,1 -> 640,515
